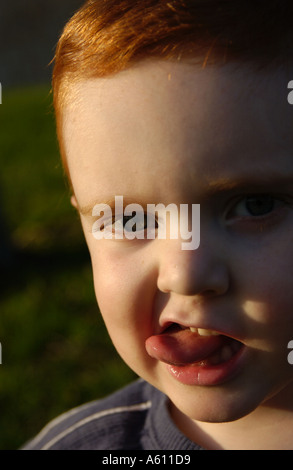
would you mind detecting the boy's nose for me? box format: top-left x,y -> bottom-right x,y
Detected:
156,237 -> 230,298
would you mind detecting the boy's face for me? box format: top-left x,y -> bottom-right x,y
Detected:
63,60 -> 293,425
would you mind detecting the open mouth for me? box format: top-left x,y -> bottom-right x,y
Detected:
145,323 -> 245,385
145,323 -> 244,386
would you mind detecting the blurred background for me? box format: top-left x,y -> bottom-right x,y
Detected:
0,0 -> 136,449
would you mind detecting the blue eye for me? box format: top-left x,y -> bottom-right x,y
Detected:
226,194 -> 286,222
241,195 -> 275,216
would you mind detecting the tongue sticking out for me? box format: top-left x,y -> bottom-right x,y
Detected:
145,326 -> 224,366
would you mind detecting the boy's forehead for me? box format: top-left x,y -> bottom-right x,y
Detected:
63,60 -> 293,202
64,59 -> 291,115
64,59 -> 292,148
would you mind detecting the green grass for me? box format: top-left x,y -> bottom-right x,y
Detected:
0,85 -> 136,449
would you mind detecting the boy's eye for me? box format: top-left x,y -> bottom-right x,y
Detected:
111,212 -> 158,234
226,195 -> 284,220
117,214 -> 147,232
239,195 -> 274,217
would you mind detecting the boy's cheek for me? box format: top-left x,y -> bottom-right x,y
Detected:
89,247 -> 153,310
95,278 -> 156,372
91,257 -> 156,341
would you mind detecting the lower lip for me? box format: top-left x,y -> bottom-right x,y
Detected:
165,344 -> 247,386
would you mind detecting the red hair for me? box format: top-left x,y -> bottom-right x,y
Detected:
52,0 -> 293,181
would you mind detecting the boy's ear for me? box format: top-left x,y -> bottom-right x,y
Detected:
70,194 -> 78,210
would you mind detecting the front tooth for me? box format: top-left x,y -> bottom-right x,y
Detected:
197,328 -> 220,336
190,327 -> 198,333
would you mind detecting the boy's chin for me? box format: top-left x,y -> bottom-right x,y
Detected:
170,397 -> 255,425
164,379 -> 268,425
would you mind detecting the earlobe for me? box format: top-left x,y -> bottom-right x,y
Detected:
70,194 -> 78,209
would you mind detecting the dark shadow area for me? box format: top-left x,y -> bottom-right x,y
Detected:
0,243 -> 91,298
0,0 -> 85,87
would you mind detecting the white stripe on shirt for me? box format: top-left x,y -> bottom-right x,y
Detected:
40,400 -> 152,450
24,399 -> 102,449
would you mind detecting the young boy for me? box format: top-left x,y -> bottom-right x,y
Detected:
23,0 -> 293,449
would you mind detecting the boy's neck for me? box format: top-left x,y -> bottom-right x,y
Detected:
197,410 -> 293,450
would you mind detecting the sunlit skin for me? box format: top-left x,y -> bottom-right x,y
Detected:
63,60 -> 293,449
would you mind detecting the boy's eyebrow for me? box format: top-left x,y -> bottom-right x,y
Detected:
204,173 -> 293,196
77,172 -> 293,216
77,197 -> 150,216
